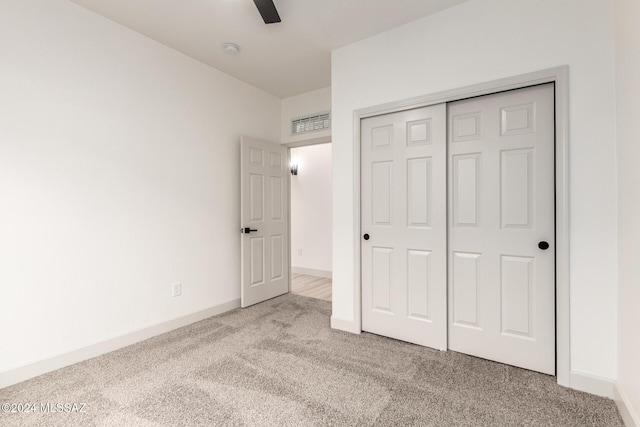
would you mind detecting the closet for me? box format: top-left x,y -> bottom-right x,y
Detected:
361,84 -> 555,375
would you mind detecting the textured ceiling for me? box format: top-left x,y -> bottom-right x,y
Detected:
70,0 -> 470,98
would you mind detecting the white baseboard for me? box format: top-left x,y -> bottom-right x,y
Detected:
615,382 -> 640,427
292,267 -> 332,279
0,299 -> 240,390
569,370 -> 616,398
330,315 -> 360,334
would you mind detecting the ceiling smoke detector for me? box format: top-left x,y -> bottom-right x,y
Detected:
223,43 -> 240,55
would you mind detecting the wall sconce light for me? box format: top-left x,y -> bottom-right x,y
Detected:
290,163 -> 298,176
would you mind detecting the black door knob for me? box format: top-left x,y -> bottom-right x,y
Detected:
538,241 -> 550,250
363,234 -> 370,240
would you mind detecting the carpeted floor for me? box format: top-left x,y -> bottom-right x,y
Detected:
0,294 -> 623,426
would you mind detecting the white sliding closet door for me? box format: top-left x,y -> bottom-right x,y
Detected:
361,105 -> 447,350
447,84 -> 555,375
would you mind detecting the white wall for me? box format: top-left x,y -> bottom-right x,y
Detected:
291,144 -> 332,275
332,0 -> 618,381
0,0 -> 280,377
281,87 -> 331,145
613,0 -> 640,421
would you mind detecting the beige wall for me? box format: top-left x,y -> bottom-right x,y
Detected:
0,0 -> 281,379
291,144 -> 332,275
281,87 -> 331,145
613,0 -> 640,422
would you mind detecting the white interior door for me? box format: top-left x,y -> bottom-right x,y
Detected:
447,84 -> 555,374
240,136 -> 289,308
361,105 -> 447,349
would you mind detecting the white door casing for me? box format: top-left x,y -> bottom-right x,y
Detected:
361,105 -> 447,349
240,136 -> 289,308
447,84 -> 555,375
353,68 -> 569,384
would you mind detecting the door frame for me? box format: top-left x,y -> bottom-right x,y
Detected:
351,66 -> 570,387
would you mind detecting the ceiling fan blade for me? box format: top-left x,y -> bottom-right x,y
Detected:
253,0 -> 281,24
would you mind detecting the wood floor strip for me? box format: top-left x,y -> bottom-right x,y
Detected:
292,273 -> 332,301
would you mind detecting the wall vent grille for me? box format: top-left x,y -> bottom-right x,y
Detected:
291,112 -> 330,135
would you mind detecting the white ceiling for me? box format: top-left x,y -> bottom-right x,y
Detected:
69,0 -> 470,98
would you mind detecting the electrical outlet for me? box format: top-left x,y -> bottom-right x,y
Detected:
172,282 -> 182,297
297,249 -> 302,256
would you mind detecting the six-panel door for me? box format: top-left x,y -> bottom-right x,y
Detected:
447,84 -> 555,375
361,105 -> 448,350
241,136 -> 289,308
360,84 -> 555,375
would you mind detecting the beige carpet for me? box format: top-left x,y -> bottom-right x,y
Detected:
0,294 -> 623,426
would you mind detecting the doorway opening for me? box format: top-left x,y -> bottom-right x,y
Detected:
289,143 -> 332,301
